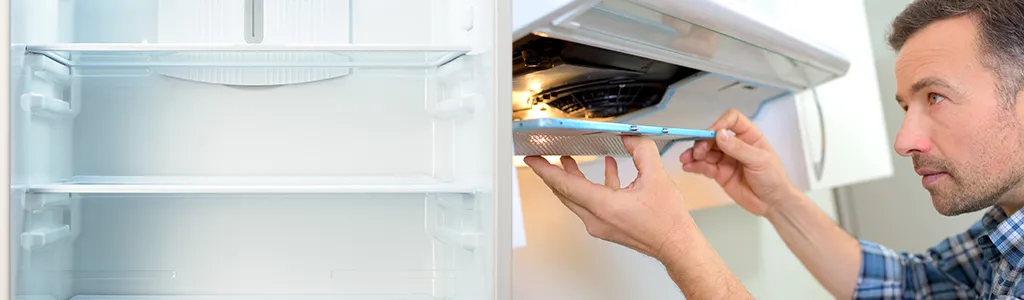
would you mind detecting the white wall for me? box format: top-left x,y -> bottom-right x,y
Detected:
837,0 -> 984,252
512,168 -> 836,300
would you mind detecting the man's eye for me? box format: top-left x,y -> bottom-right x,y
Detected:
929,93 -> 947,104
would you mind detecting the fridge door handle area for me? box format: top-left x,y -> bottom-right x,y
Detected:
244,0 -> 265,44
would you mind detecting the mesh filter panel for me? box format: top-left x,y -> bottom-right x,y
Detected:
512,118 -> 715,157
513,132 -> 677,156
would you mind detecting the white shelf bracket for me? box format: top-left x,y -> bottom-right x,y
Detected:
21,225 -> 72,251
27,54 -> 71,84
22,192 -> 71,211
20,93 -> 75,120
435,227 -> 480,251
433,94 -> 478,119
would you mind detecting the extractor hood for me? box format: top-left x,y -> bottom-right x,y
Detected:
511,0 -> 850,131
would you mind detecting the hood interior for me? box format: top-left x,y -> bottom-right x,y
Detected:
512,34 -> 704,121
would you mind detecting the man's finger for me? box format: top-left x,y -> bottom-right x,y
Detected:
693,140 -> 712,160
604,156 -> 620,188
682,161 -> 710,176
703,149 -> 724,164
553,190 -> 600,225
621,136 -> 664,173
680,147 -> 695,164
561,156 -> 586,178
700,162 -> 720,179
708,109 -> 762,144
713,128 -> 766,167
524,155 -> 609,206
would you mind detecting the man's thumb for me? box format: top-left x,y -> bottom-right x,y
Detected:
715,129 -> 764,165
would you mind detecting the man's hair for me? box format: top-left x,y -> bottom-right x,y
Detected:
887,0 -> 1024,105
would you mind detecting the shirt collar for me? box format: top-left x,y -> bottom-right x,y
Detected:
982,206 -> 1009,231
980,206 -> 1024,269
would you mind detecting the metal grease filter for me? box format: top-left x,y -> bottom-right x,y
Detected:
513,132 -> 678,156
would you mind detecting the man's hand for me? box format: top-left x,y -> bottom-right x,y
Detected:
680,108 -> 798,216
523,136 -> 691,260
681,109 -> 862,298
524,135 -> 754,299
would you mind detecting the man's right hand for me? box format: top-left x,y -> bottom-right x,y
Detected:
682,109 -> 862,298
679,109 -> 798,216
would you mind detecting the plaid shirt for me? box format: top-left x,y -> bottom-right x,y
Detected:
854,206 -> 1024,299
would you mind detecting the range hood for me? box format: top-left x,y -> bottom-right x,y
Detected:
511,0 -> 850,131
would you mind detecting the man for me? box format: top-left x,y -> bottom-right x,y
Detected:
523,0 -> 1024,298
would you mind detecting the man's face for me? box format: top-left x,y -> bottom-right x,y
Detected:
894,15 -> 1024,216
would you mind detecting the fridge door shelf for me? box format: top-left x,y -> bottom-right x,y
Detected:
24,43 -> 471,69
22,176 -> 478,195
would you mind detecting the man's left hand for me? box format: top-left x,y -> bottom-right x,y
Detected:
523,136 -> 693,261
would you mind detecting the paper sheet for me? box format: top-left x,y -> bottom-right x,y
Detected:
512,160 -> 527,249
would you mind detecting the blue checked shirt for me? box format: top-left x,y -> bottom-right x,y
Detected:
854,206 -> 1024,299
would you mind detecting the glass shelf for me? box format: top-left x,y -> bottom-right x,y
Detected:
23,176 -> 476,195
24,43 -> 471,69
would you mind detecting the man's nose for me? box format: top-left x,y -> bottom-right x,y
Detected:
893,114 -> 931,157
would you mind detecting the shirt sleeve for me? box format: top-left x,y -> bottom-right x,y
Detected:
854,238 -> 979,299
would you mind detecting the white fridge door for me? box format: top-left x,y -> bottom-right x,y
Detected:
2,0 -> 12,298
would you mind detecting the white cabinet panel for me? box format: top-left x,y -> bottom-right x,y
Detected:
789,0 -> 894,189
726,0 -> 894,190
711,0 -> 895,190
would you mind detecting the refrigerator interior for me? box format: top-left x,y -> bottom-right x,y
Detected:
9,0 -> 503,299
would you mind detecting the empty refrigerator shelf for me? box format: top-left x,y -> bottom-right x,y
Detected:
24,43 -> 471,68
24,176 -> 476,195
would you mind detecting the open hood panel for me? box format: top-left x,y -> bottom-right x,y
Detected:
512,0 -> 849,129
